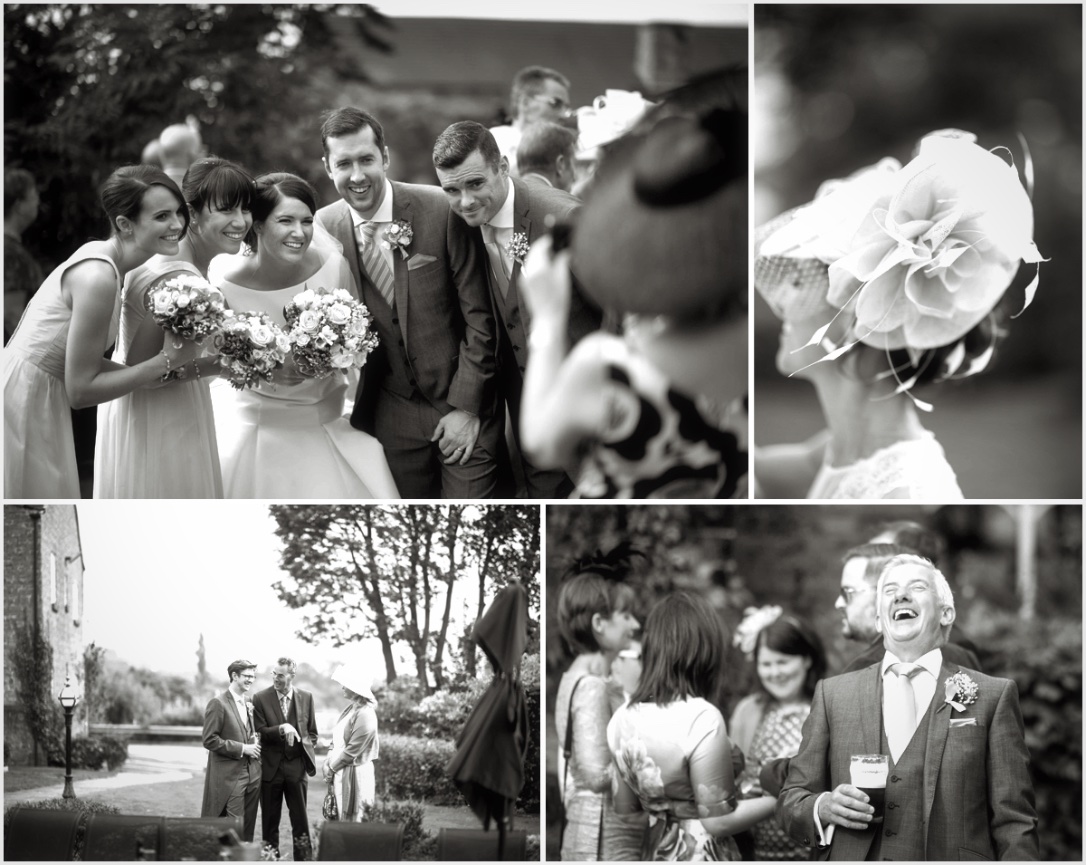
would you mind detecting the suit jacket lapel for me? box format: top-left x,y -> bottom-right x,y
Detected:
328,201 -> 364,298
510,179 -> 532,328
861,663 -> 882,754
224,691 -> 245,738
923,661 -> 955,835
390,183 -> 411,345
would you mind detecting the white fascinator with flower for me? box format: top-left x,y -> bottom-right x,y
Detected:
755,129 -> 1046,407
734,605 -> 784,658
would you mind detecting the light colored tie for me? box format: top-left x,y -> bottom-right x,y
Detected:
481,224 -> 510,298
358,221 -> 395,307
887,662 -> 923,761
280,693 -> 290,719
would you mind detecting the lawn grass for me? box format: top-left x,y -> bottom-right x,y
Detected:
4,765 -> 119,793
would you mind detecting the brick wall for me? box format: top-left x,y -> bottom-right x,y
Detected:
3,505 -> 85,766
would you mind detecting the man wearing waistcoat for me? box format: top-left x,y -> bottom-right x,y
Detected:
253,658 -> 319,860
316,107 -> 500,498
433,121 -> 602,498
777,554 -> 1038,860
201,660 -> 262,841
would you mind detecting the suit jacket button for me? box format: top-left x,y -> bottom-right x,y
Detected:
398,338 -> 404,346
392,316 -> 399,324
890,775 -> 900,783
512,344 -> 520,352
409,379 -> 416,387
887,803 -> 896,810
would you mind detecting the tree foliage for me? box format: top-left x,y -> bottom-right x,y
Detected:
270,505 -> 539,692
4,4 -> 392,265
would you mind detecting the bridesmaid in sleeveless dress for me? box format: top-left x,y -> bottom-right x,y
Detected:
4,165 -> 199,498
209,172 -> 398,498
94,157 -> 255,498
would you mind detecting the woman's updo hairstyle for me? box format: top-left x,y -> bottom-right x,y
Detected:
182,157 -> 255,216
99,164 -> 188,238
245,172 -> 319,252
556,542 -> 642,657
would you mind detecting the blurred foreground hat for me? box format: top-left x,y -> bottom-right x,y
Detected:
575,89 -> 657,160
755,130 -> 1044,360
332,665 -> 376,704
571,83 -> 747,320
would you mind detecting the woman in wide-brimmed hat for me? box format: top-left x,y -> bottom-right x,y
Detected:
323,665 -> 380,821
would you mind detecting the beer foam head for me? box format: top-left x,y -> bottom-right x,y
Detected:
850,754 -> 888,786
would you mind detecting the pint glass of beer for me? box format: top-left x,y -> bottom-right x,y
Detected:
850,754 -> 888,824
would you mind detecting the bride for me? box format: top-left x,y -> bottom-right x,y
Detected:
209,171 -> 398,498
754,130 -> 1045,500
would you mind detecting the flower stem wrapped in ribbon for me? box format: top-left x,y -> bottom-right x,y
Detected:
145,272 -> 227,344
282,286 -> 379,379
756,130 -> 1047,403
215,310 -> 290,390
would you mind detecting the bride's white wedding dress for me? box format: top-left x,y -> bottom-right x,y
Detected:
209,252 -> 398,499
807,430 -> 963,500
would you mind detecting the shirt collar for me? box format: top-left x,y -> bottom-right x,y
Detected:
882,647 -> 943,678
277,687 -> 294,702
486,179 -> 516,231
349,179 -> 395,228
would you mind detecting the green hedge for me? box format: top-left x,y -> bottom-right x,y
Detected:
63,735 -> 129,771
977,614 -> 1081,862
378,734 -> 462,806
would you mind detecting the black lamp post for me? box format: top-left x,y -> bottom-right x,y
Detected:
58,673 -> 79,799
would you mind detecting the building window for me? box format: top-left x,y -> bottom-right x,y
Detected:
49,552 -> 58,611
72,568 -> 81,625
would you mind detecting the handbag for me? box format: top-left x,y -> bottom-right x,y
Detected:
323,776 -> 340,821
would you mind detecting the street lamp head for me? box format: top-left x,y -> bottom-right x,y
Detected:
58,674 -> 79,709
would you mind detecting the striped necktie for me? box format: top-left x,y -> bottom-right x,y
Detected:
359,221 -> 395,307
481,224 -> 510,298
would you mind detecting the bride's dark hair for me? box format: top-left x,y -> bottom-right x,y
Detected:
182,157 -> 255,216
245,172 -> 318,252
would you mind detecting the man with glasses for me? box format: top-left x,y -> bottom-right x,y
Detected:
201,660 -> 262,841
253,658 -> 319,860
490,66 -> 572,176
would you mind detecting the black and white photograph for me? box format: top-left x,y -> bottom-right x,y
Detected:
3,2 -> 748,501
751,4 -> 1082,500
4,502 -> 541,860
544,503 -> 1081,861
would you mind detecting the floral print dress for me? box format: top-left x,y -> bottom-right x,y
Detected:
607,697 -> 741,861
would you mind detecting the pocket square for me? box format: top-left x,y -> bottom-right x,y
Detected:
950,717 -> 978,728
407,253 -> 437,270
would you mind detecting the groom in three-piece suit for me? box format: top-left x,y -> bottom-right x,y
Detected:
315,106 -> 500,498
252,657 -> 318,861
777,554 -> 1039,861
201,660 -> 262,841
433,121 -> 602,498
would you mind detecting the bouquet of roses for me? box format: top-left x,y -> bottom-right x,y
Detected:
144,272 -> 226,343
215,310 -> 291,390
282,286 -> 380,379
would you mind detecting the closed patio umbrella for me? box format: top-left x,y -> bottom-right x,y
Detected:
446,581 -> 531,859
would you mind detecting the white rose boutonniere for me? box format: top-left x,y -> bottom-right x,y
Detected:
382,219 -> 414,260
506,231 -> 530,266
944,671 -> 979,712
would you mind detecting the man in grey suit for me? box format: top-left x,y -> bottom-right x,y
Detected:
777,554 -> 1038,860
433,121 -> 602,498
315,107 -> 500,498
201,660 -> 261,841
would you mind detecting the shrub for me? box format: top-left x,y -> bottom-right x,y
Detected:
526,834 -> 541,861
518,681 -> 541,813
5,797 -> 121,860
373,677 -> 427,736
157,705 -> 205,726
378,734 -> 462,805
50,735 -> 129,771
363,799 -> 432,858
978,613 -> 1081,862
412,678 -> 488,740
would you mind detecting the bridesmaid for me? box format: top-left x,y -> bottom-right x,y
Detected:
94,157 -> 255,498
4,164 -> 198,498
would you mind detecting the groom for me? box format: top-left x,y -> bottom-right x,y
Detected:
316,107 -> 500,498
776,554 -> 1038,860
433,121 -> 602,498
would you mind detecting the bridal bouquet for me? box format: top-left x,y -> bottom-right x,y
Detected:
282,287 -> 380,379
215,310 -> 290,389
144,273 -> 226,343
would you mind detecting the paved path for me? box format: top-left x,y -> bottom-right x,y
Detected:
9,743 -> 206,802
